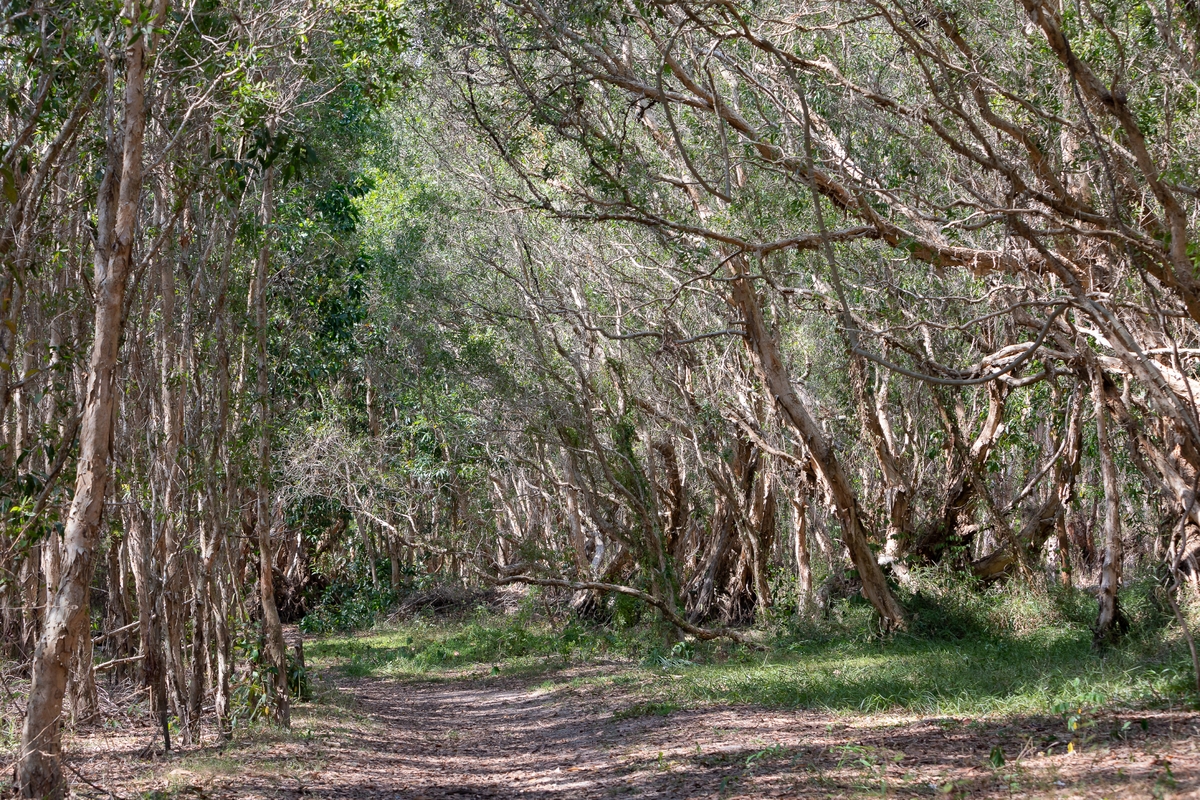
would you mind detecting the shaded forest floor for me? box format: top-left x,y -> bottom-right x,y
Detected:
23,616 -> 1200,800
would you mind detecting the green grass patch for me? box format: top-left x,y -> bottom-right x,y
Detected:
304,573 -> 1199,721
306,611 -> 627,679
308,606 -> 1195,719
650,629 -> 1191,715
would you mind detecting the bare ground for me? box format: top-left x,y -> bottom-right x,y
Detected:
33,664 -> 1200,799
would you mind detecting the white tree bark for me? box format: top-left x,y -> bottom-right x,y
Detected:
255,166 -> 290,727
728,257 -> 906,629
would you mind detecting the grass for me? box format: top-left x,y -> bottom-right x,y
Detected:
306,575 -> 1199,721
312,616 -> 1193,716
306,610 -> 613,679
134,682 -> 364,799
647,631 -> 1189,715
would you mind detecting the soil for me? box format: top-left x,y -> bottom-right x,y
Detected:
31,664 -> 1200,799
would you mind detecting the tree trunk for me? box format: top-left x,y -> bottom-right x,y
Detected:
102,532 -> 134,677
1092,360 -> 1125,644
1055,385 -> 1086,587
1055,515 -> 1074,587
67,583 -> 99,726
129,505 -> 171,752
791,489 -> 813,617
156,223 -> 190,736
0,552 -> 21,658
17,0 -> 165,790
388,530 -> 403,592
185,556 -> 208,742
255,166 -> 289,727
914,383 -> 1009,561
19,546 -> 42,661
850,357 -> 911,575
360,513 -> 380,592
210,211 -> 236,740
728,257 -> 905,629
211,568 -> 234,740
745,469 -> 775,617
969,386 -> 1084,580
687,436 -> 756,621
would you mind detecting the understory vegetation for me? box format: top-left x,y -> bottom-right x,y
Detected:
305,570 -> 1200,720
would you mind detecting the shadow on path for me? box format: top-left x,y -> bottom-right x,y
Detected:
266,669 -> 1200,799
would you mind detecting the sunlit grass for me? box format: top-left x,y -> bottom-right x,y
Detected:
307,613 -> 599,679
654,631 -> 1191,716
306,582 -> 1198,719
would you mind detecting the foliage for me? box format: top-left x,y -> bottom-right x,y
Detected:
299,574 -> 404,634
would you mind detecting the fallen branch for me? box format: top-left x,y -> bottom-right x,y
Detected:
488,573 -> 758,644
64,758 -> 126,800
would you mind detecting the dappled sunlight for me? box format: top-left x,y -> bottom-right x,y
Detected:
106,658 -> 1199,799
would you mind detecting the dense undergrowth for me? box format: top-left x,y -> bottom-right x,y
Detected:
301,567 -> 1200,721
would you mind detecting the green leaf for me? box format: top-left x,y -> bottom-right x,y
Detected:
1,165 -> 16,204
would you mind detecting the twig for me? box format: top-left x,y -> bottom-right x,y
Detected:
94,653 -> 143,673
64,759 -> 126,800
93,620 -> 139,644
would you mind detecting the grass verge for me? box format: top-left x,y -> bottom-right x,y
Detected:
306,580 -> 1199,721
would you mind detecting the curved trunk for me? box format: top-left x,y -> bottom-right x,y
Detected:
728,257 -> 905,629
850,357 -> 911,573
914,383 -> 1009,560
791,488 -> 813,617
971,382 -> 1085,580
687,435 -> 757,622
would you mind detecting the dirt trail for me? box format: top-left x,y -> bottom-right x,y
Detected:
209,671 -> 1200,798
55,668 -> 1200,799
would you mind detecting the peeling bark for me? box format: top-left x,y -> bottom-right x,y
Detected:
728,257 -> 905,629
18,0 -> 167,790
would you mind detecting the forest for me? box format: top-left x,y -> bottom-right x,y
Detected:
2,0 -> 1200,795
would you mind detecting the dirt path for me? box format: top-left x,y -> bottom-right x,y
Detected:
57,667 -> 1200,799
305,673 -> 1200,799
